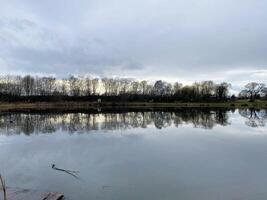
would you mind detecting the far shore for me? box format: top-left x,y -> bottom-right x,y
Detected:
0,100 -> 266,111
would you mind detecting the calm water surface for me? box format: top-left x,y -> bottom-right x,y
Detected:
0,108 -> 267,200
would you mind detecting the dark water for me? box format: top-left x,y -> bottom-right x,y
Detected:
0,108 -> 267,200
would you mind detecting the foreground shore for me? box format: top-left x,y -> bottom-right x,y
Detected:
0,101 -> 266,111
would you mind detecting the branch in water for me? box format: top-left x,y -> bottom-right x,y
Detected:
51,164 -> 80,179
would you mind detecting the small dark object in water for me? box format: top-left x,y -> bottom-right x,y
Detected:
102,185 -> 112,190
51,164 -> 80,179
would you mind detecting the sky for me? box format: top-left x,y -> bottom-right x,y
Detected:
0,0 -> 266,92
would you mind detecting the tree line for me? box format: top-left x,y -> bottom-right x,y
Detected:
0,75 -> 266,102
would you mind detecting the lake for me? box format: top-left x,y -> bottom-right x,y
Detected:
0,108 -> 267,200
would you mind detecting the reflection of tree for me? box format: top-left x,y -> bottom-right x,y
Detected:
173,109 -> 229,129
21,115 -> 35,135
215,110 -> 230,126
239,109 -> 267,127
152,112 -> 172,129
0,109 -> 233,135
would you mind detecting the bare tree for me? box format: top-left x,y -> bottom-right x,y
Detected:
130,81 -> 140,95
101,78 -> 109,96
61,79 -> 68,96
13,75 -> 23,96
140,80 -> 153,95
84,77 -> 92,96
91,78 -> 99,95
200,81 -> 215,99
173,82 -> 182,95
110,78 -> 120,95
140,80 -> 148,95
153,80 -> 171,96
22,75 -> 35,96
215,82 -> 231,101
68,76 -> 82,96
119,78 -> 131,95
244,82 -> 266,101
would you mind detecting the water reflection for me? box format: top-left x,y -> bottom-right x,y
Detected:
0,109 -> 266,135
239,108 -> 267,127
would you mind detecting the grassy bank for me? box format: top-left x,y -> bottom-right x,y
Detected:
0,100 -> 266,111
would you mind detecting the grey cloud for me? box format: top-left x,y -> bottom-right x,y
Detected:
0,18 -> 142,76
0,0 -> 266,88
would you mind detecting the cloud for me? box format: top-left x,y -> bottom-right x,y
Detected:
0,0 -> 266,90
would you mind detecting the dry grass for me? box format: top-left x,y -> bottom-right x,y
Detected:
0,100 -> 266,111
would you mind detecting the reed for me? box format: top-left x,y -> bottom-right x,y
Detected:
0,174 -> 7,200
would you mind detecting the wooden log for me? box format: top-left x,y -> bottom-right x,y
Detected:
0,187 -> 63,200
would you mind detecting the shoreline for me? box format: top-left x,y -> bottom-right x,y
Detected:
0,101 -> 266,111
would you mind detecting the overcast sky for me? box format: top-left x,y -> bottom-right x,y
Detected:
0,0 -> 266,92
